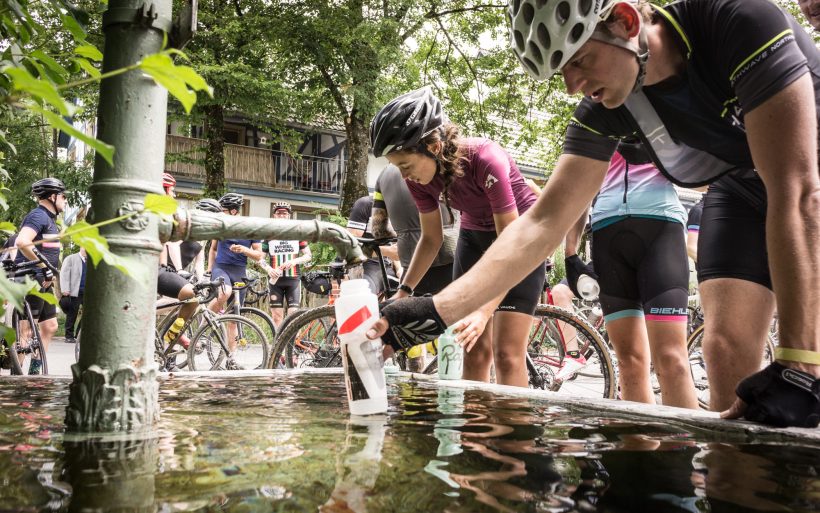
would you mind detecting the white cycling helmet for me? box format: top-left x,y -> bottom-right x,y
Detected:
508,0 -> 648,91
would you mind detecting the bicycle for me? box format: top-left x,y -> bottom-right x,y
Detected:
224,277 -> 276,360
0,248 -> 60,375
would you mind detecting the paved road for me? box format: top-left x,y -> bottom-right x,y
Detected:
43,336 -> 76,376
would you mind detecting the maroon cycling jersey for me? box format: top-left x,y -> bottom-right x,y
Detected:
407,138 -> 536,231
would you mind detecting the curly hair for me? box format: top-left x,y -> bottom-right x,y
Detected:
417,122 -> 467,218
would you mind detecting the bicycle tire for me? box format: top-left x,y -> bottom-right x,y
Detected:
686,324 -> 776,410
239,306 -> 275,354
274,305 -> 341,369
267,307 -> 315,368
528,304 -> 616,399
10,308 -> 48,375
187,314 -> 268,371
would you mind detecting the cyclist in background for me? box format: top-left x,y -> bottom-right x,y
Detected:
371,164 -> 457,296
345,194 -> 400,294
263,201 -> 312,327
570,141 -> 697,408
156,173 -> 197,353
370,87 -> 546,387
370,0 -> 820,427
14,178 -> 66,374
685,198 -> 703,264
798,0 -> 820,30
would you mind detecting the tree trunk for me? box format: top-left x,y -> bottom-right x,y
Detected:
340,111 -> 369,216
203,103 -> 226,198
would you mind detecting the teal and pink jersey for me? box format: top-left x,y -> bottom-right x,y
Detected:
407,138 -> 536,232
590,151 -> 686,231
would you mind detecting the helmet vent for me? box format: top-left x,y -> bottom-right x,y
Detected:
556,1 -> 570,25
537,22 -> 551,49
550,50 -> 563,70
579,0 -> 592,16
569,22 -> 585,43
528,41 -> 544,65
512,0 -> 521,15
523,57 -> 540,77
522,2 -> 535,24
514,29 -> 525,52
536,0 -> 547,8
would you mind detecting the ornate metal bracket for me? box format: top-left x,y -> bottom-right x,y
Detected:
118,200 -> 150,232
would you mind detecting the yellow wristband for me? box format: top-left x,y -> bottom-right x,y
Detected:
774,347 -> 820,365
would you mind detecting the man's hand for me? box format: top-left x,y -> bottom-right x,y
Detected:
279,260 -> 295,270
267,267 -> 283,280
229,244 -> 246,255
366,296 -> 447,351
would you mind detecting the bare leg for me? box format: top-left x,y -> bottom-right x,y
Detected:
646,319 -> 698,409
605,316 -> 654,403
700,278 -> 774,411
39,318 -> 57,352
550,284 -> 580,352
493,311 -> 533,387
463,317 -> 493,382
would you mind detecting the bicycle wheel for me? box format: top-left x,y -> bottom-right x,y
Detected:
10,308 -> 48,375
686,324 -> 776,410
528,304 -> 616,399
267,307 -> 316,368
188,314 -> 267,371
155,310 -> 202,371
277,305 -> 341,369
239,307 -> 275,355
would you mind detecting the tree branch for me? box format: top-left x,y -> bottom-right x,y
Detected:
318,66 -> 349,119
435,16 -> 484,134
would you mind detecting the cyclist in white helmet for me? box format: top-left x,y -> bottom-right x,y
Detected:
369,0 -> 820,428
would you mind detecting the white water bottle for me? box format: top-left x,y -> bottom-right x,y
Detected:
437,327 -> 463,380
335,279 -> 388,415
576,274 -> 600,301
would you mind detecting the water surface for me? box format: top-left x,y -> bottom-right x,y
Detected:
0,372 -> 818,512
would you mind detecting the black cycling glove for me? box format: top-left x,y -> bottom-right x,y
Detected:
564,255 -> 597,298
735,362 -> 820,428
379,296 -> 447,352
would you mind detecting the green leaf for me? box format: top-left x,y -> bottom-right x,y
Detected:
31,50 -> 69,79
28,105 -> 115,165
74,44 -> 103,62
4,66 -> 72,115
63,221 -> 131,277
139,52 -> 213,113
143,193 -> 177,215
0,273 -> 35,313
0,221 -> 16,233
72,57 -> 100,79
0,324 -> 16,345
28,287 -> 57,305
60,12 -> 86,42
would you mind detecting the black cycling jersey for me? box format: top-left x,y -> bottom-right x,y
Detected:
15,206 -> 60,268
347,196 -> 374,238
179,241 -> 202,270
564,0 -> 820,189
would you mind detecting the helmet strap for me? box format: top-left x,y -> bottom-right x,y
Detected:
590,23 -> 650,93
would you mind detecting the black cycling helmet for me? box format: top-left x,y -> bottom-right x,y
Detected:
370,87 -> 446,158
32,178 -> 66,199
195,198 -> 222,213
218,192 -> 244,211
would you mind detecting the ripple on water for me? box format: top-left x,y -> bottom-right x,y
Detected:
0,373 -> 818,512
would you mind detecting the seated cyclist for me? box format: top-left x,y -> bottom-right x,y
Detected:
13,178 -> 66,374
156,173 -> 197,354
262,201 -> 312,327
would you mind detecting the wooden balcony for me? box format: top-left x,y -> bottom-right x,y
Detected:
165,135 -> 343,194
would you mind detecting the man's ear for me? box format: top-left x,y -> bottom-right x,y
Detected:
610,2 -> 642,39
426,141 -> 442,155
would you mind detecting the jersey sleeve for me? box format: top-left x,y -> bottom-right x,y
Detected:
347,196 -> 372,231
473,141 -> 519,215
697,0 -> 810,113
373,174 -> 387,211
406,181 -> 441,214
20,209 -> 48,235
563,99 -> 626,162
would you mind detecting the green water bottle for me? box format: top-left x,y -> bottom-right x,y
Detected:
164,317 -> 185,344
437,327 -> 462,380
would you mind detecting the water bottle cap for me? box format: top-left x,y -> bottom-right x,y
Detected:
340,279 -> 371,295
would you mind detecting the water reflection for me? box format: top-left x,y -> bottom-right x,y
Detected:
0,374 -> 819,512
